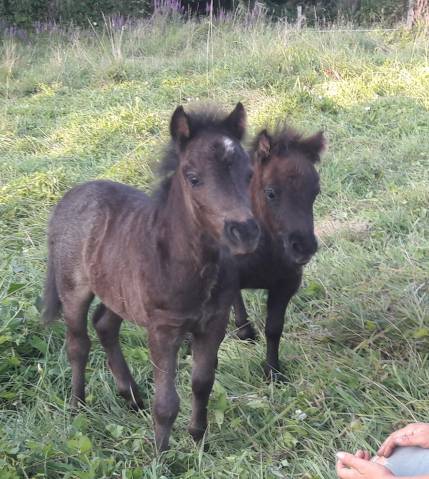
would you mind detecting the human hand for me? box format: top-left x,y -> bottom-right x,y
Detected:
378,423 -> 429,458
354,450 -> 371,461
336,451 -> 394,479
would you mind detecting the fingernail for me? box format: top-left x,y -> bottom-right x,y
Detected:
336,452 -> 345,459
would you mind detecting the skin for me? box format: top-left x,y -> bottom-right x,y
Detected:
336,423 -> 429,479
336,452 -> 394,479
378,423 -> 429,458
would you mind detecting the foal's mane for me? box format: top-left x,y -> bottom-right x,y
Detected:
251,124 -> 324,163
154,106 -> 235,205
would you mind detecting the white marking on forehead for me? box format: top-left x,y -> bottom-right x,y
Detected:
223,137 -> 235,153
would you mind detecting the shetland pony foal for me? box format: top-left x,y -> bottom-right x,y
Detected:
43,103 -> 260,451
233,125 -> 325,379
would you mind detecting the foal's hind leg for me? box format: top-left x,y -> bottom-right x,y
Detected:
233,292 -> 257,341
62,293 -> 94,408
92,304 -> 143,409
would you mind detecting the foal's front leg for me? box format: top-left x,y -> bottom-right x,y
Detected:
149,326 -> 183,453
233,291 -> 257,341
188,319 -> 227,442
264,285 -> 295,380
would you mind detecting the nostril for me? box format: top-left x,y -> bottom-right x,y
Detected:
230,225 -> 241,242
226,220 -> 260,246
291,240 -> 301,254
226,222 -> 242,243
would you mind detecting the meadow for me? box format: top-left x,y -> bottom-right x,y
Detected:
0,13 -> 428,478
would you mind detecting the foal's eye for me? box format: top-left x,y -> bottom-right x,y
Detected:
264,187 -> 276,200
186,172 -> 200,187
247,171 -> 253,183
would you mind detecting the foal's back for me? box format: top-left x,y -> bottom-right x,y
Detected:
49,180 -> 154,323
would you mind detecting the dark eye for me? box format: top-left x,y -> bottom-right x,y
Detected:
186,172 -> 200,187
264,187 -> 276,200
247,171 -> 253,184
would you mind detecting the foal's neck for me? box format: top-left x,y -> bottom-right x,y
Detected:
250,169 -> 267,227
154,176 -> 219,271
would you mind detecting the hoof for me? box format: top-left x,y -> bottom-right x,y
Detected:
129,398 -> 145,411
188,425 -> 207,442
264,364 -> 287,383
119,388 -> 144,411
70,397 -> 86,411
236,323 -> 258,342
155,441 -> 170,454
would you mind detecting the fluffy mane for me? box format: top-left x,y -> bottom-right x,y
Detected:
251,123 -> 325,163
153,105 -> 240,204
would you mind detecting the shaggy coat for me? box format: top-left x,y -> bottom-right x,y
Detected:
233,125 -> 325,378
43,103 -> 260,451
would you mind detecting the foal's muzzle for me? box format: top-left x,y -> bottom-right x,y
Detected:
284,231 -> 318,265
224,218 -> 260,255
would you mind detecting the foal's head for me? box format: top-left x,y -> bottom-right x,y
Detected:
250,126 -> 326,265
162,103 -> 260,255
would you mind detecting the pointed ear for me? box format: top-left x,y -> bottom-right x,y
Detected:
301,131 -> 326,163
254,129 -> 272,162
170,106 -> 191,144
223,102 -> 246,140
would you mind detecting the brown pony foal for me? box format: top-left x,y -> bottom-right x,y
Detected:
42,103 -> 260,451
233,125 -> 326,379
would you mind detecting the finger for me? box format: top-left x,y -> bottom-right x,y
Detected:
378,436 -> 399,457
378,441 -> 390,457
336,452 -> 369,473
378,436 -> 393,456
336,460 -> 358,479
379,430 -> 401,451
354,450 -> 370,461
378,424 -> 418,456
379,439 -> 396,458
379,433 -> 417,457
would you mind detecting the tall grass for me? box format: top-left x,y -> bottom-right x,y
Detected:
0,15 -> 428,479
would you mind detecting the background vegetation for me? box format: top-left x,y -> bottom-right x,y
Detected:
1,10 -> 428,479
0,0 -> 417,28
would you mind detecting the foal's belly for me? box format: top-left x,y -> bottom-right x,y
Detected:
92,273 -> 224,333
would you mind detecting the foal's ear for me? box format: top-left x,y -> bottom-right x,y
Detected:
170,106 -> 191,145
254,129 -> 272,163
301,131 -> 326,163
223,102 -> 246,140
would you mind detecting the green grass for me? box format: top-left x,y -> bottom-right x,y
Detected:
1,15 -> 429,479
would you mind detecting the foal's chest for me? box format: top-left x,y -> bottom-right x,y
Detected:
189,262 -> 222,328
145,260 -> 224,330
237,246 -> 299,290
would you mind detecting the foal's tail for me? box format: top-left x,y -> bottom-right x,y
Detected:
42,249 -> 62,324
